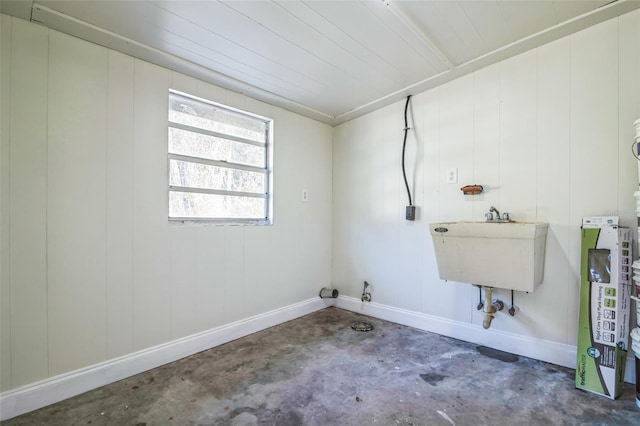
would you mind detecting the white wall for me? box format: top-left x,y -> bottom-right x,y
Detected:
333,11 -> 639,361
0,16 -> 333,393
1,6 -> 639,409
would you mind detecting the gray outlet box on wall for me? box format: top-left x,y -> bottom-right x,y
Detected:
406,206 -> 416,221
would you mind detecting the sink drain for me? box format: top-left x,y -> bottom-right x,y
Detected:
351,321 -> 374,332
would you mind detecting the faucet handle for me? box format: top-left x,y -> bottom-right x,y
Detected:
503,212 -> 511,221
485,212 -> 494,221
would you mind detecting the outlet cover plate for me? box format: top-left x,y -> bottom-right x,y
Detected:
446,168 -> 458,184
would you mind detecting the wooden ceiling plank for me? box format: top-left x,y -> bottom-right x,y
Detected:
150,3 -> 330,95
276,0 -> 409,87
157,0 -> 380,109
496,0 -> 558,41
552,1 -> 596,23
394,1 -> 468,65
430,0 -> 489,65
219,1 -> 393,97
368,0 -> 454,69
458,0 -> 515,52
303,0 -> 444,84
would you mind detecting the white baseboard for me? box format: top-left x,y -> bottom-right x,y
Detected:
2,296 -> 634,421
336,296 -> 636,384
0,297 -> 332,421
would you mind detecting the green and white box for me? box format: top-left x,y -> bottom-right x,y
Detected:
576,216 -> 632,399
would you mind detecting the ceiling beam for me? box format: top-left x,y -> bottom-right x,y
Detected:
381,0 -> 454,69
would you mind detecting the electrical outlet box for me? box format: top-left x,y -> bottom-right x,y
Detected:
406,206 -> 416,221
301,189 -> 309,202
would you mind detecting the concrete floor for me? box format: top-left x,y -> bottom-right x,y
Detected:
3,307 -> 639,425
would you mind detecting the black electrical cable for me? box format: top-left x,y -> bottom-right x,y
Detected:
401,95 -> 412,206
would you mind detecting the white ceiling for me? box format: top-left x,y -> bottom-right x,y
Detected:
2,0 -> 639,125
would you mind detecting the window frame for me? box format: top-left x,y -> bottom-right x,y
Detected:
167,90 -> 273,225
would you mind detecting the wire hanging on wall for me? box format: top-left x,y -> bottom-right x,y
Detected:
401,95 -> 415,221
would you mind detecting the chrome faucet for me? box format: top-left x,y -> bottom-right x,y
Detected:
489,206 -> 500,219
486,206 -> 511,222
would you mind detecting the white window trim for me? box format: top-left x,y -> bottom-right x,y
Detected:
167,90 -> 273,226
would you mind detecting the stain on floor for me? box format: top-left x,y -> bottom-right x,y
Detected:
2,307 -> 638,425
419,373 -> 448,386
476,345 -> 520,363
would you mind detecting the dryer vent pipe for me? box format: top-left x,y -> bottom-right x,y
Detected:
319,288 -> 339,298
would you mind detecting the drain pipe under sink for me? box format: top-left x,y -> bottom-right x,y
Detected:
482,286 -> 504,329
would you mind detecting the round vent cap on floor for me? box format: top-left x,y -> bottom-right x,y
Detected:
351,321 -> 374,332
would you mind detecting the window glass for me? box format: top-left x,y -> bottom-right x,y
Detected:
168,91 -> 271,223
168,128 -> 265,168
169,159 -> 266,194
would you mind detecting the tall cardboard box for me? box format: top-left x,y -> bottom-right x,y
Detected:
575,217 -> 631,399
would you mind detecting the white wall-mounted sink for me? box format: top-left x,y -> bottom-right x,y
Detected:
429,221 -> 548,292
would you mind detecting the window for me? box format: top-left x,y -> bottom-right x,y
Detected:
168,91 -> 272,224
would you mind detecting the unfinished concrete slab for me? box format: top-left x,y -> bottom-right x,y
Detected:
3,307 -> 638,425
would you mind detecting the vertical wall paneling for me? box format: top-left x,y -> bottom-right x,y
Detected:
0,14 -> 12,392
193,226 -> 230,330
436,75 -> 475,322
534,38 -> 572,343
225,91 -> 247,112
618,10 -> 640,329
352,106 -> 388,306
242,110 -> 286,317
283,114 -> 333,305
169,226 -> 200,338
471,64 -> 500,218
333,11 -> 639,358
242,95 -> 331,320
569,20 -> 619,216
569,19 -> 621,210
106,50 -> 135,359
168,72 -> 201,339
347,115 -> 373,295
331,124 -> 353,293
618,10 -> 640,228
494,49 -> 538,334
568,18 -> 619,345
243,227 -> 286,317
132,59 -> 172,351
168,74 -> 254,335
2,18 -> 334,400
498,50 -> 538,220
420,88 -> 442,315
9,18 -> 49,387
370,106 -> 397,306
170,71 -> 199,95
396,96 -> 423,313
196,79 -> 227,106
469,63 -> 501,328
221,227 -> 245,324
242,109 -> 301,316
438,75 -> 475,222
47,31 -> 108,375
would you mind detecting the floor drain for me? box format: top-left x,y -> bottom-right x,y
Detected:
351,321 -> 374,332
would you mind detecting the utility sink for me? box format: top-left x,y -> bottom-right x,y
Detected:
429,221 -> 548,292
